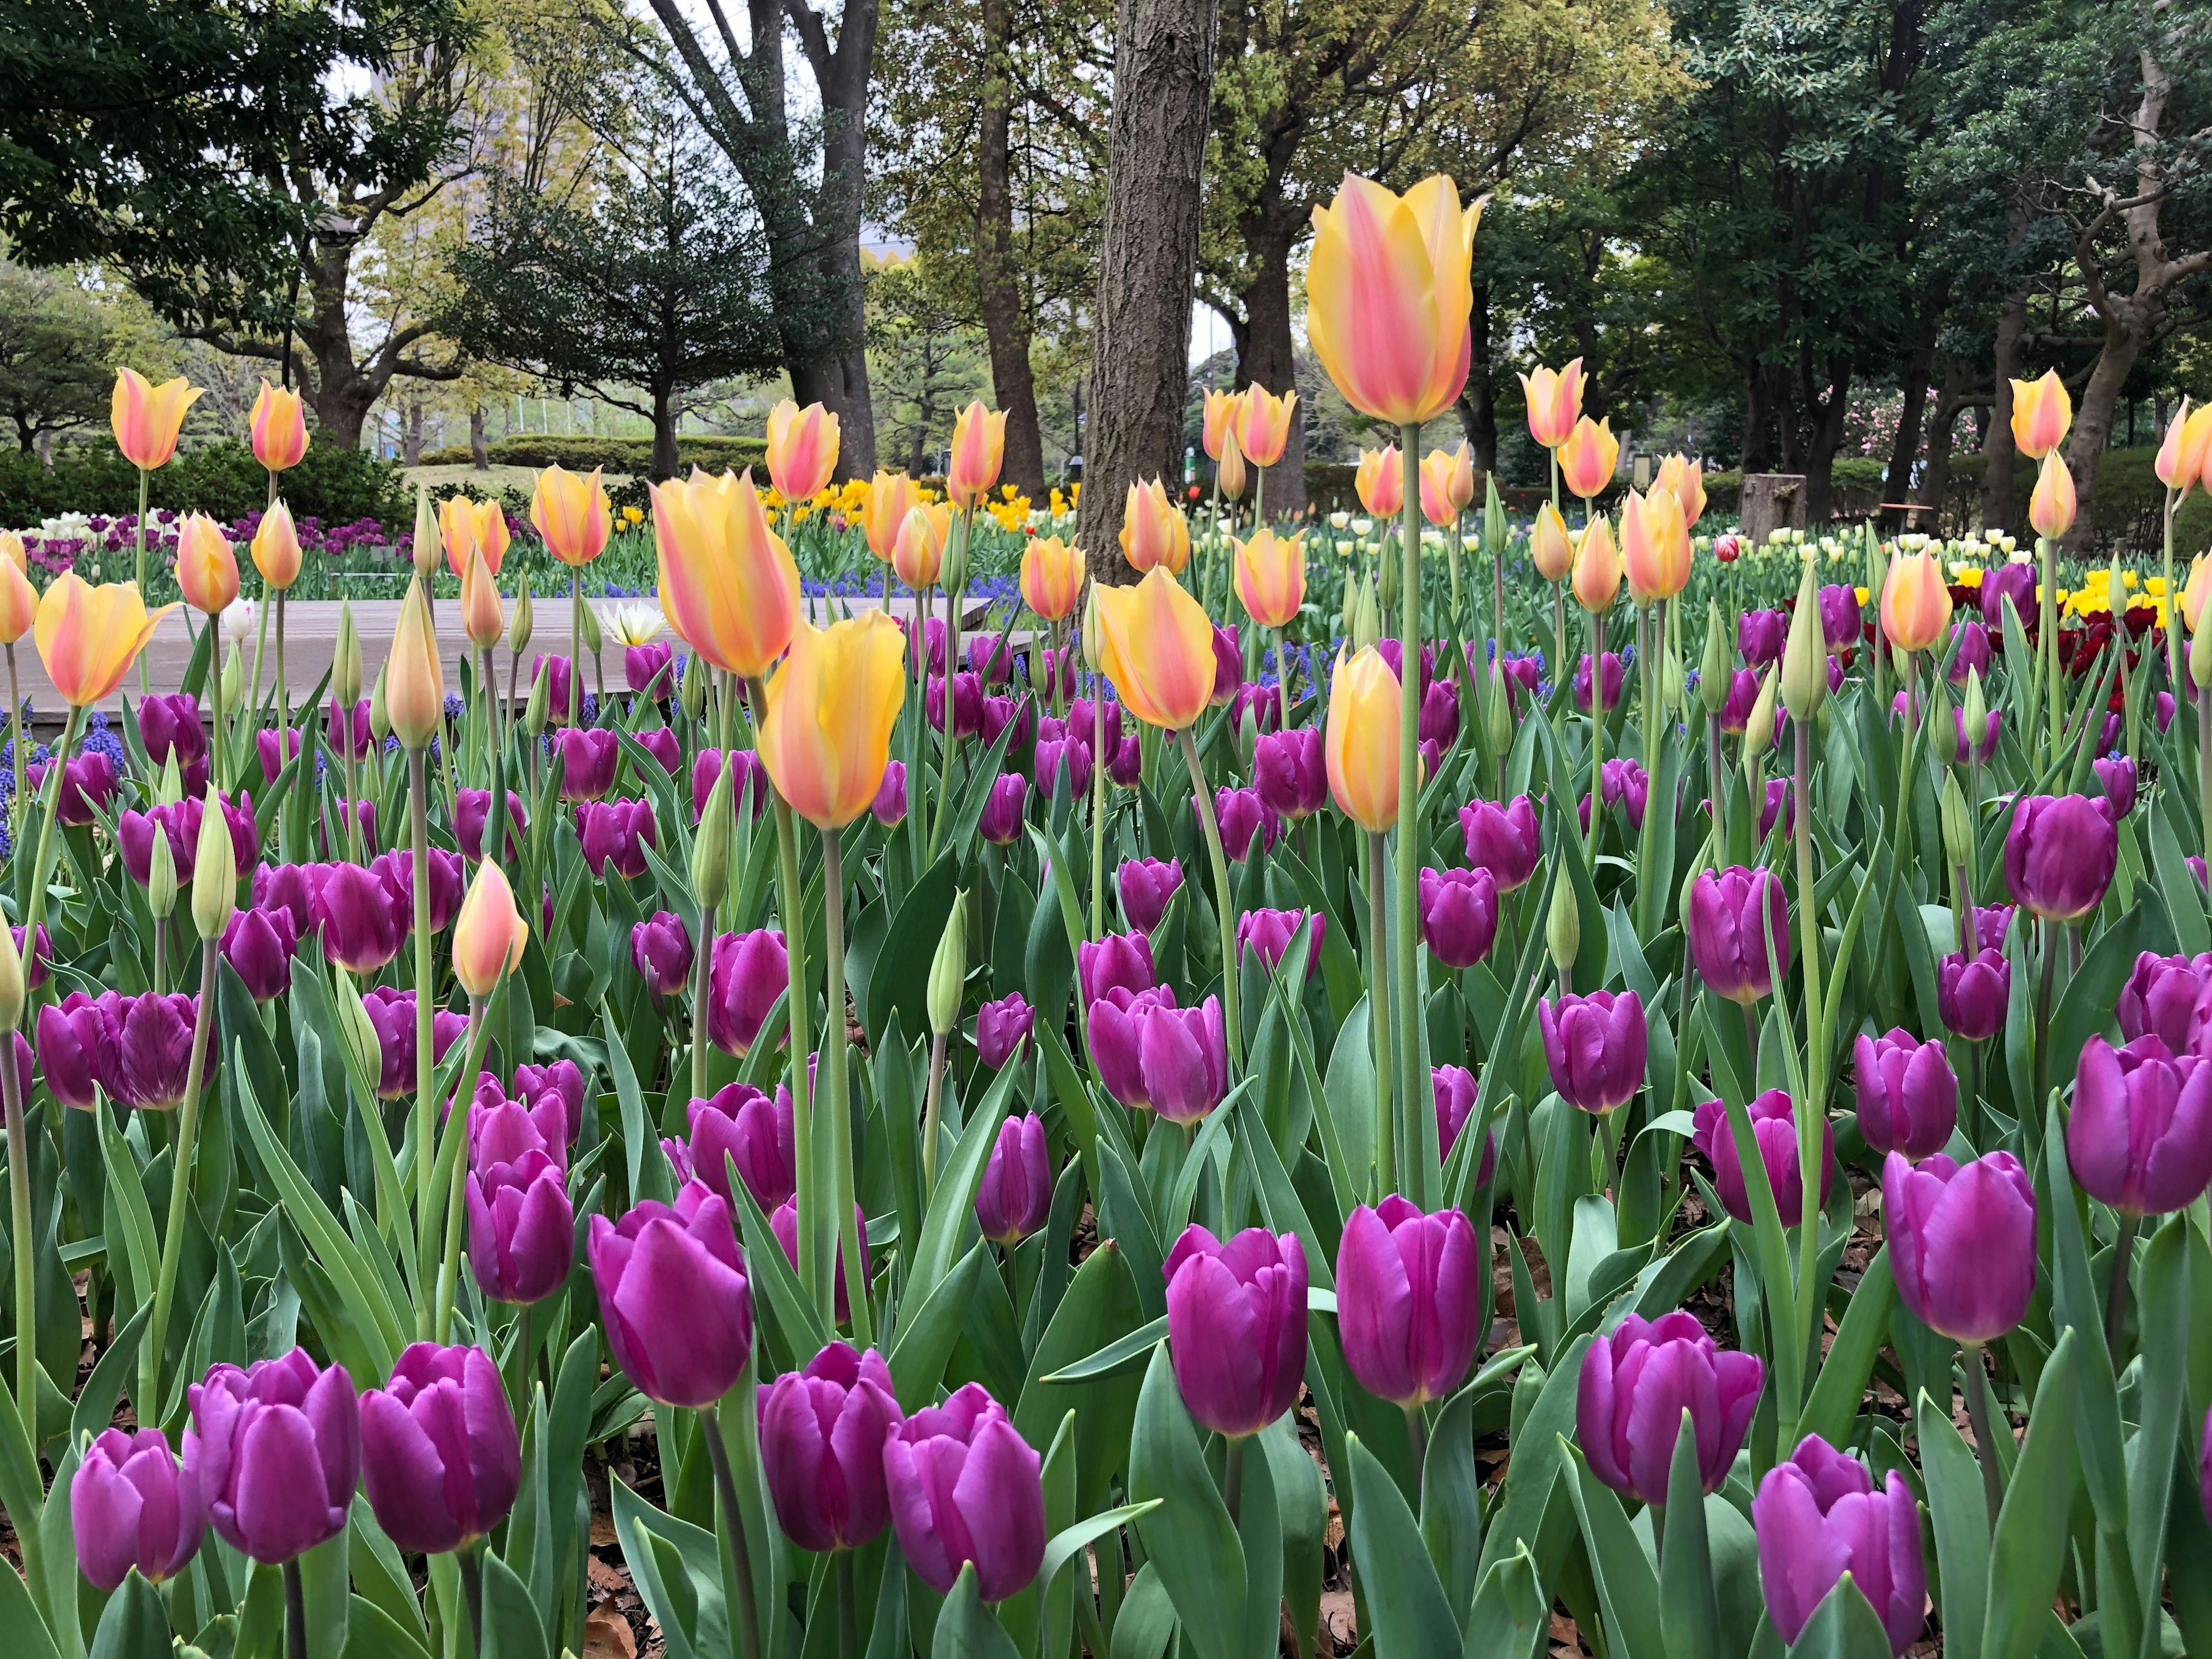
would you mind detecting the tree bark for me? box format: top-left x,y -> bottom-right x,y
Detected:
974,0 -> 1047,500
1456,280 -> 1498,475
1800,352 -> 1853,524
1234,212 -> 1305,521
1916,355 -> 1978,536
1076,0 -> 1219,582
1980,291 -> 2027,534
651,386 -> 680,480
469,404 -> 489,469
1881,282 -> 1944,526
403,400 -> 424,467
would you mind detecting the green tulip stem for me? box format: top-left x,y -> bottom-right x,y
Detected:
700,1406 -> 764,1659
408,745 -> 440,1339
506,1302 -> 534,1421
435,993 -> 495,1343
2037,534 -> 2061,764
1403,1406 -> 1427,1477
1274,627 -> 1291,732
145,938 -> 219,1421
1177,725 -> 1243,1074
1396,421 -> 1426,1203
690,900 -> 714,1105
1446,513 -> 1463,631
818,831 -> 870,1346
836,1550 -> 859,1659
274,590 -> 289,805
773,801 -> 820,1308
2198,686 -> 2212,877
2033,919 -> 2059,1119
152,915 -> 169,998
1222,1434 -> 1247,1526
1552,585 -> 1568,717
928,506 -> 976,862
1960,1343 -> 2005,1529
568,572 -> 582,730
248,593 -> 270,757
1586,607 -> 1605,860
2105,1210 -> 2139,1365
922,1032 -> 948,1201
1790,716 -> 1824,1406
1090,686 -> 1107,938
22,703 -> 83,941
1367,829 -> 1395,1196
3,1027 -> 33,1433
134,467 -> 150,694
285,1556 -> 310,1659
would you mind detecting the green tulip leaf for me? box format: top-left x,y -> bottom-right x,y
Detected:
1128,1346 -> 1246,1659
1660,1410 -> 1721,1659
1781,1575 -> 1894,1659
85,1570 -> 168,1659
1348,1432 -> 1466,1656
1983,1327 -> 2081,1659
1560,1439 -> 1664,1659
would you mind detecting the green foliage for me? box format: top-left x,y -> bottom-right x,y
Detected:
416,435 -> 768,476
0,440 -> 407,529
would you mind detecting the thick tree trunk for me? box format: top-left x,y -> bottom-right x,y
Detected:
1076,0 -> 1219,583
403,400 -> 424,467
975,0 -> 1047,500
469,404 -> 490,469
651,387 -> 680,480
1916,355 -> 1972,535
1741,363 -> 1775,475
1456,281 -> 1498,475
1800,354 -> 1853,524
2065,308 -> 2151,553
1234,214 -> 1305,521
1980,292 -> 2026,533
1881,285 -> 1943,526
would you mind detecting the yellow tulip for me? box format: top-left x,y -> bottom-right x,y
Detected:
1020,535 -> 1085,622
946,402 -> 1009,510
861,471 -> 923,563
1879,549 -> 1952,652
2156,399 -> 2212,496
249,380 -> 309,472
460,546 -> 505,650
1119,478 -> 1191,575
1519,359 -> 1585,449
1306,173 -> 1480,426
1654,453 -> 1707,527
2009,369 -> 2071,460
1530,501 -> 1574,581
111,368 -> 200,471
1216,431 -> 1249,501
1092,566 -> 1216,732
0,531 -> 22,573
1202,388 -> 1247,461
653,468 -> 803,679
2028,450 -> 2077,540
1324,647 -> 1401,831
0,555 -> 36,645
1237,385 -> 1297,468
1619,487 -> 1690,603
1234,528 -> 1306,629
252,499 -> 303,589
34,574 -> 176,707
441,496 -> 510,578
2183,556 -> 2212,633
452,859 -> 529,996
175,513 -> 240,615
1443,441 -> 1476,512
1418,448 -> 1463,527
531,464 -> 612,566
1557,416 -> 1619,501
1571,517 -> 1622,613
757,612 -> 908,830
1354,445 -> 1403,517
892,503 -> 952,590
386,577 -> 445,751
765,400 -> 842,503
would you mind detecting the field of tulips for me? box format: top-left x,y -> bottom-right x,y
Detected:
2,172 -> 2212,1659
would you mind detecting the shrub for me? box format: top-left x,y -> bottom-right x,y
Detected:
417,434 -> 768,475
0,440 -> 407,531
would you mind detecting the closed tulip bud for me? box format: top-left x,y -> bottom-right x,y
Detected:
2153,398 -> 2204,491
1779,559 -> 1827,720
147,828 -> 178,921
1336,1198 -> 1482,1407
1324,647 -> 1400,831
190,789 -> 235,941
452,861 -> 528,996
411,484 -> 440,582
946,402 -> 1009,509
220,642 -> 245,715
522,661 -> 550,736
1577,1310 -> 1763,1506
2028,450 -> 2076,539
249,379 -> 308,472
2194,607 -> 2212,690
359,1343 -> 520,1555
1234,528 -> 1306,629
1484,664 -> 1511,751
1880,549 -> 1952,652
1698,601 -> 1730,711
760,1344 -> 902,1555
507,578 -> 534,660
1354,445 -> 1403,517
1547,869 -> 1580,974
1883,1150 -> 2035,1343
1520,359 -> 1585,449
1163,1224 -> 1308,1437
1376,536 -> 1399,609
324,600 -> 359,708
386,579 -> 444,751
2009,368 -> 2071,460
1215,433 -> 1248,499
251,498 -> 303,590
460,546 -> 503,649
1558,415 -> 1620,500
884,1382 -> 1045,1601
185,1350 -> 359,1565
1687,866 -> 1789,1005
1940,771 -> 1974,866
691,763 -> 734,910
70,1426 -> 207,1591
1306,173 -> 1480,426
1753,1437 -> 1926,1656
0,921 -> 21,1032
589,1182 -> 754,1407
1093,566 -> 1216,733
758,613 -> 907,829
1119,478 -> 1191,575
928,893 -> 967,1037
1570,517 -> 1620,612
1743,666 -> 1782,762
1530,501 -> 1573,581
2002,794 -> 2115,921
975,1112 -> 1052,1243
680,648 -> 709,721
111,368 -> 200,470
1694,1087 -> 1834,1225
2069,1035 -> 2212,1216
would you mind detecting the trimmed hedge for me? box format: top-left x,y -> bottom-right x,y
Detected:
419,434 -> 768,475
0,440 -> 408,531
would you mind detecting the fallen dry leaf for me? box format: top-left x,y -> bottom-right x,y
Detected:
585,1605 -> 638,1658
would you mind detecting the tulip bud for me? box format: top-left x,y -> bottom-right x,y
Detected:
219,641 -> 244,714
927,896 -> 967,1037
1744,667 -> 1781,762
578,594 -> 603,656
524,663 -> 551,736
0,918 -> 22,1033
332,969 -> 382,1084
1699,600 -> 1730,713
1779,557 -> 1827,720
1352,577 -> 1380,652
156,747 -> 183,806
1081,592 -> 1103,669
692,760 -> 734,911
1377,535 -> 1400,609
147,827 -> 178,920
1484,665 -> 1510,753
1660,631 -> 1684,713
369,663 -> 391,744
191,788 -> 236,940
510,575 -> 534,656
1941,771 -> 1973,868
334,600 -> 362,706
2195,610 -> 2212,692
1483,474 -> 1507,561
1547,870 -> 1578,975
412,484 -> 440,582
681,649 -> 709,721
1963,666 -> 1987,748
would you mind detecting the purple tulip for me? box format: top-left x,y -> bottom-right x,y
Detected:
969,631 -> 1015,684
1738,609 -> 1786,666
1207,624 -> 1241,706
1162,1224 -> 1307,1438
323,799 -> 376,857
1087,987 -> 1228,1122
1459,796 -> 1540,891
456,788 -> 526,862
694,747 -> 771,821
102,991 -> 212,1110
1947,707 -> 2001,766
1817,585 -> 1862,652
376,847 -> 465,936
631,910 -> 694,999
512,1060 -> 586,1145
1965,905 -> 2013,952
975,994 -> 1035,1069
1229,681 -> 1282,735
184,1350 -> 359,1565
1753,1435 -> 1926,1655
1035,735 -> 1092,801
975,1113 -> 1052,1243
2003,794 -> 2116,922
884,1382 -> 1044,1601
36,992 -> 112,1109
906,615 -> 948,675
589,1181 -> 753,1406
326,697 -> 373,762
257,726 -> 301,783
361,987 -> 467,1100
556,728 -> 620,801
1336,1198 -> 1482,1408
219,907 -> 298,1003
1688,866 -> 1789,1005
1077,930 -> 1155,1005
669,1081 -> 796,1211
980,772 -> 1028,844
1758,778 -> 1794,843
139,693 -> 209,795
359,1343 -> 520,1555
1573,652 -> 1624,713
1118,858 -> 1183,934
467,1078 -> 566,1174
2156,691 -> 2177,733
629,727 -> 680,784
871,760 -> 907,825
1537,990 -> 1647,1113
1418,866 -> 1498,968
1068,696 -> 1123,757
2069,1035 -> 2212,1217
771,1198 -> 870,1324
2119,952 -> 2212,1054
1946,620 -> 1992,685
116,799 -> 198,885
1255,728 -> 1326,821
1577,1310 -> 1763,1506
1883,1150 -> 2036,1343
710,929 -> 788,1056
29,751 -> 118,825
1717,668 -> 1785,745
1418,679 -> 1459,748
577,798 -> 656,878
1237,907 -> 1323,978
1032,646 -> 1077,701
315,860 -> 405,973
627,642 -> 675,697
1937,949 -> 2010,1042
759,1343 -> 903,1554
1980,563 -> 2034,626
1209,786 -> 1281,862
1375,639 -> 1434,696
1432,1065 -> 1497,1184
1694,1088 -> 1835,1226
982,693 -> 1030,755
1107,733 -> 1142,788
253,862 -> 321,938
70,1426 -> 205,1591
1854,1029 -> 1957,1161
927,672 -> 984,738
2095,755 -> 2137,821
466,1148 -> 572,1304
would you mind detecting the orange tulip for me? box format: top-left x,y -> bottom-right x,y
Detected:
892,503 -> 952,590
1091,566 -> 1215,732
765,400 -> 841,503
1202,388 -> 1247,461
34,574 -> 176,707
175,513 -> 240,615
1879,548 -> 1952,653
1234,528 -> 1306,629
460,546 -> 505,649
1442,441 -> 1476,512
1519,359 -> 1585,449
441,496 -> 510,578
1418,449 -> 1461,527
1306,173 -> 1480,427
251,499 -> 303,589
1119,478 -> 1191,575
1619,487 -> 1690,604
653,468 -> 804,679
531,464 -> 612,566
1217,432 -> 1249,501
1324,647 -> 1401,831
452,859 -> 529,995
2183,556 -> 2212,632
861,471 -> 923,563
757,611 -> 908,830
2184,406 -> 2212,497
2028,450 -> 2077,540
1654,453 -> 1707,527
1021,535 -> 1084,621
1570,517 -> 1621,612
1557,416 -> 1619,500
0,555 -> 36,645
2009,370 -> 2071,461
386,578 -> 445,750
1354,445 -> 1403,517
2156,399 -> 2212,495
111,369 -> 200,471
946,402 -> 1009,510
1530,501 -> 1574,581
249,381 -> 309,472
1237,386 -> 1298,468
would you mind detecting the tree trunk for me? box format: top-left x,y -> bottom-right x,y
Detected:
1980,291 -> 2026,533
1881,285 -> 1943,526
1234,213 -> 1305,521
403,400 -> 424,467
1741,362 -> 1775,475
470,404 -> 490,469
1076,0 -> 1219,583
650,387 -> 680,480
1917,355 -> 1972,535
975,0 -> 1047,500
1456,280 -> 1498,475
1800,353 -> 1852,524
2065,307 -> 2151,553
